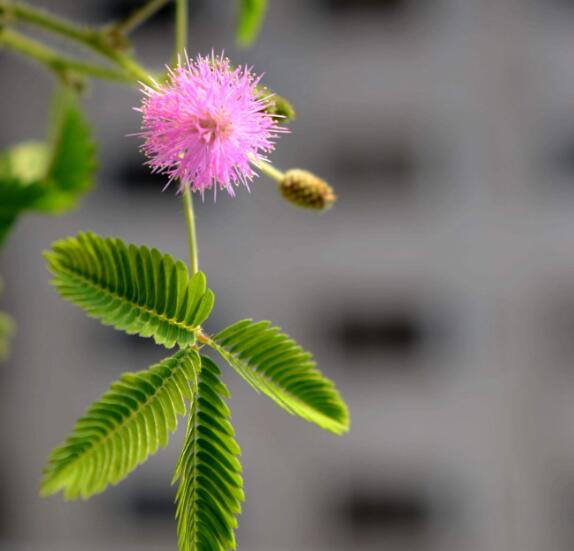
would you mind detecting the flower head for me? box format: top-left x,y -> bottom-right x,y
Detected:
137,52 -> 285,197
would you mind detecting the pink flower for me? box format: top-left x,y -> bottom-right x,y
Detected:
137,52 -> 285,197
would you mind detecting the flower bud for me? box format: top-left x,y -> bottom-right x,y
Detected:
256,86 -> 296,123
280,169 -> 336,211
265,94 -> 296,122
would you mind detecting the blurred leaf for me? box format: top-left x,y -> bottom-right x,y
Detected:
236,0 -> 268,47
0,142 -> 50,183
35,89 -> 96,213
0,279 -> 15,362
0,89 -> 96,247
0,310 -> 15,362
0,177 -> 45,246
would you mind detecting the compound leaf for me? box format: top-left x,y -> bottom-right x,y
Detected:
41,349 -> 200,499
174,355 -> 244,551
212,319 -> 349,435
45,232 -> 215,348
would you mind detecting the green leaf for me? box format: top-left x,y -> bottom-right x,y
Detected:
211,319 -> 350,435
0,176 -> 45,247
0,278 -> 15,362
34,88 -> 96,213
45,232 -> 215,348
41,349 -> 200,500
236,0 -> 268,47
0,143 -> 50,246
0,89 -> 95,247
0,142 -> 50,183
174,355 -> 244,551
0,310 -> 14,362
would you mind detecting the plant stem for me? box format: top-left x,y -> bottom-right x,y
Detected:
2,1 -> 93,45
0,28 -> 132,83
1,0 -> 155,86
102,47 -> 155,85
254,158 -> 285,182
110,0 -> 171,36
175,0 -> 196,275
182,187 -> 199,275
173,0 -> 187,63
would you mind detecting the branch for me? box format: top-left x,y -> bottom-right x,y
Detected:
173,0 -> 187,63
109,0 -> 172,36
1,1 -> 155,85
1,1 -> 95,45
0,28 -> 133,85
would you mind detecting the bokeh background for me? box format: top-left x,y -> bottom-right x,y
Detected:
3,0 -> 574,550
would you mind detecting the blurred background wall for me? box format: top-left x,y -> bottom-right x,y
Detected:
3,0 -> 574,550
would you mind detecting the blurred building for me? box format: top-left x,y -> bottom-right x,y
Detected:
2,0 -> 574,550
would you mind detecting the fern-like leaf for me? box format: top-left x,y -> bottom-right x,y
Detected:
41,349 -> 200,499
174,355 -> 244,551
45,232 -> 215,348
212,320 -> 350,435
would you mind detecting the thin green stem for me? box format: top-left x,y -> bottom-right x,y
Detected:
182,187 -> 199,276
2,1 -> 94,44
1,0 -> 156,86
253,157 -> 285,182
175,0 -> 196,275
110,0 -> 171,36
173,0 -> 187,63
0,29 -> 132,84
102,48 -> 155,85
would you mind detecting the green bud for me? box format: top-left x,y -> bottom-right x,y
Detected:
280,169 -> 336,211
256,86 -> 296,123
265,93 -> 296,122
101,27 -> 132,53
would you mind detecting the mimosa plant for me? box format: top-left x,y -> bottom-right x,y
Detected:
0,1 -> 349,549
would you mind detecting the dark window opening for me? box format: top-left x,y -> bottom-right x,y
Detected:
332,304 -> 433,364
337,312 -> 423,357
330,141 -> 419,197
127,491 -> 175,521
337,486 -> 432,539
114,158 -> 173,195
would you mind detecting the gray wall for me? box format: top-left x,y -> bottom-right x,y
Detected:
2,0 -> 574,550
